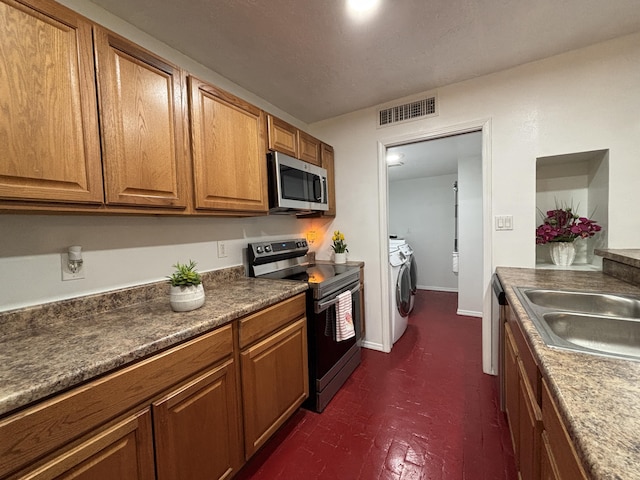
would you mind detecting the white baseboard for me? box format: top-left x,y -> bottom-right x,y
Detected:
361,339 -> 387,352
457,309 -> 482,318
417,285 -> 459,293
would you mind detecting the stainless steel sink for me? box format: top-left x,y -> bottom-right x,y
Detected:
523,289 -> 640,318
514,287 -> 640,362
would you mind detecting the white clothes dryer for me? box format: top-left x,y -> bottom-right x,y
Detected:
397,242 -> 417,314
389,244 -> 410,344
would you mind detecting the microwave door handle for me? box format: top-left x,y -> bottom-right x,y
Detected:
320,176 -> 327,204
312,176 -> 322,201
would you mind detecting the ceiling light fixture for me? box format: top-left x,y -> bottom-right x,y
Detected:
386,152 -> 404,167
346,0 -> 381,20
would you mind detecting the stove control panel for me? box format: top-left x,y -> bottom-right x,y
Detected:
248,238 -> 309,265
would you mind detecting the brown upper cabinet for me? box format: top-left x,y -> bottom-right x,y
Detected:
267,115 -> 297,158
298,131 -> 322,166
321,144 -> 336,217
0,0 -> 104,204
267,115 -> 322,166
189,77 -> 269,213
94,28 -> 190,209
0,0 -> 330,216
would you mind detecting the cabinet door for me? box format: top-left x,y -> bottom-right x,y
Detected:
518,359 -> 542,480
541,379 -> 588,480
298,131 -> 322,166
189,77 -> 268,212
504,323 -> 520,459
241,317 -> 309,459
321,143 -> 336,216
153,358 -> 242,480
94,28 -> 189,208
267,115 -> 298,158
0,0 -> 103,204
21,409 -> 154,480
540,432 -> 560,480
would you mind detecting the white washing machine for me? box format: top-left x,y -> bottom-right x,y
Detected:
389,240 -> 411,344
397,242 -> 417,314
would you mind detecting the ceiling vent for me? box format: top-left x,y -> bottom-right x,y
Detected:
378,96 -> 437,127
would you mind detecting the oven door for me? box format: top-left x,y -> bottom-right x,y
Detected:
309,280 -> 361,381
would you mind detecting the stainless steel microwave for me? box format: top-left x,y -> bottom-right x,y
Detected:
267,151 -> 329,213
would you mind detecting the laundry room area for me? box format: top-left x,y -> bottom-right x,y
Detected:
386,131 -> 484,320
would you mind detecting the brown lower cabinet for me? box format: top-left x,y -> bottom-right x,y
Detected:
241,318 -> 308,458
238,294 -> 309,459
16,409 -> 155,480
153,359 -> 243,480
502,301 -> 588,480
1,294 -> 308,480
518,359 -> 542,480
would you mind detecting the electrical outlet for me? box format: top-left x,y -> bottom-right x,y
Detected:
61,253 -> 85,281
217,241 -> 227,258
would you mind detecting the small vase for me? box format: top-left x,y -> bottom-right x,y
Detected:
549,242 -> 576,266
170,284 -> 205,312
334,252 -> 346,264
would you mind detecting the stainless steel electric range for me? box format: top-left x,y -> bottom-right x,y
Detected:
248,238 -> 362,412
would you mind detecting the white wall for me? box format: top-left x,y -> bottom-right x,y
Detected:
588,151 -> 610,264
309,32 -> 640,356
0,214 -> 319,311
389,174 -> 458,292
457,156 -> 483,317
535,150 -> 609,266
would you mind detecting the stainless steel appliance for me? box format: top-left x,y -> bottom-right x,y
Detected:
267,152 -> 329,214
492,274 -> 507,410
248,238 -> 361,412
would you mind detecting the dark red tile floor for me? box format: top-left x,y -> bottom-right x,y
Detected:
236,290 -> 517,479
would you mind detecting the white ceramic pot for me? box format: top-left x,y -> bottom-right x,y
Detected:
170,284 -> 205,312
549,242 -> 576,266
334,252 -> 347,264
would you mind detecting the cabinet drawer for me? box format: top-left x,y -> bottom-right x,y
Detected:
239,294 -> 306,348
0,325 -> 232,478
542,379 -> 588,480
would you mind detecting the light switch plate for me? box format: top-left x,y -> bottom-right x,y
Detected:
495,215 -> 513,231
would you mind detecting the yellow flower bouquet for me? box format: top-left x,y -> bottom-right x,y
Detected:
331,230 -> 348,253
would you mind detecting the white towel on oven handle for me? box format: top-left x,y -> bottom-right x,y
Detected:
335,290 -> 355,342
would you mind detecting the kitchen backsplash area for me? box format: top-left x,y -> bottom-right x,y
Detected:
0,214 -> 333,313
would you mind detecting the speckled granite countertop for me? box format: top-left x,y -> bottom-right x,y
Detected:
496,267 -> 640,480
596,248 -> 640,268
0,266 -> 307,418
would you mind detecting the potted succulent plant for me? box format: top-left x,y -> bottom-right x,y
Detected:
167,260 -> 205,312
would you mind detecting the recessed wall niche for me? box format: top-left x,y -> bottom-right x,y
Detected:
536,149 -> 609,270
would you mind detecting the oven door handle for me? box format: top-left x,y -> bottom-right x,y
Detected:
314,283 -> 361,314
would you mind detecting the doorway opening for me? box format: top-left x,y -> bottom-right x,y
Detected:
386,131 -> 483,314
377,120 -> 495,374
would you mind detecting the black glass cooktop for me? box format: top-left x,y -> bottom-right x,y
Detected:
284,263 -> 360,299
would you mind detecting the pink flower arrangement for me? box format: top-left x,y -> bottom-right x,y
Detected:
535,206 -> 601,245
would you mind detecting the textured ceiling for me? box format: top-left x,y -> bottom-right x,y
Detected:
387,131 -> 482,182
89,0 -> 640,123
